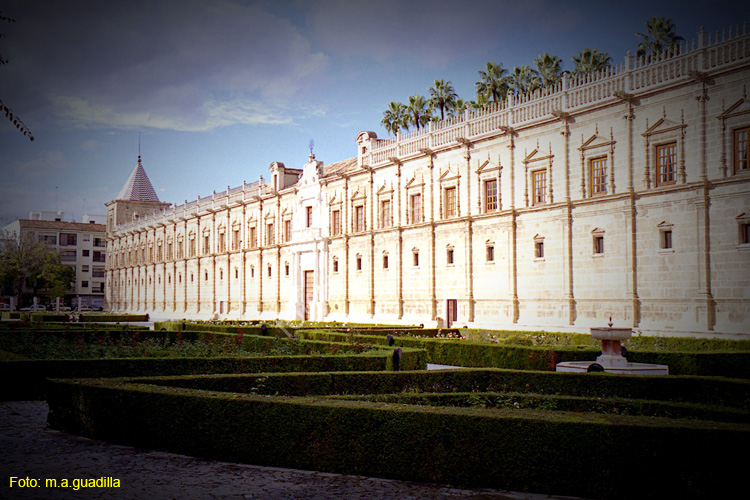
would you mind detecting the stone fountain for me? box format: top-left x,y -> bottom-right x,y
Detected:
556,319 -> 669,375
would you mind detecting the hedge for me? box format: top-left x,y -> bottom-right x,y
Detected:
0,353 -> 414,401
296,329 -> 750,378
45,373 -> 750,500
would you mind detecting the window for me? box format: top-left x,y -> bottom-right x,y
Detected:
532,170 -> 547,206
593,235 -> 604,255
93,251 -> 105,262
40,234 -> 57,245
590,157 -> 607,196
266,223 -> 274,245
93,237 -> 105,247
232,227 -> 240,250
446,247 -> 454,265
92,266 -> 105,278
740,221 -> 750,245
167,241 -> 173,259
656,143 -> 677,185
189,237 -> 196,257
285,263 -> 290,276
249,226 -> 257,248
284,219 -> 292,242
333,257 -> 339,273
60,233 -> 77,246
661,229 -> 673,249
332,210 -> 341,236
157,243 -> 163,261
355,205 -> 365,232
81,281 -> 89,288
60,250 -> 76,261
413,250 -> 419,267
380,200 -> 392,228
218,232 -> 226,253
81,265 -> 89,272
356,254 -> 362,271
235,268 -> 239,279
444,187 -> 456,218
268,265 -> 272,277
82,249 -> 90,257
410,193 -> 422,223
735,127 -> 749,174
486,244 -> 494,262
484,179 -> 498,212
306,206 -> 313,228
203,234 -> 210,254
383,253 -> 389,269
534,239 -> 544,259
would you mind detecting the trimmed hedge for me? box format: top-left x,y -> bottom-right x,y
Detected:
296,329 -> 750,378
0,354 -> 405,401
46,373 -> 750,500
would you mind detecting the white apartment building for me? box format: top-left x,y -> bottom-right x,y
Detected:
2,213 -> 107,308
106,26 -> 750,336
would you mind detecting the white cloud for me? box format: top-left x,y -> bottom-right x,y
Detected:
6,0 -> 330,132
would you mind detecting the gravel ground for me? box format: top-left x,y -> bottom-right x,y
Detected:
0,401 -> 585,500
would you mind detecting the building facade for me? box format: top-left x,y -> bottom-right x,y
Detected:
106,26 -> 750,336
3,213 -> 107,309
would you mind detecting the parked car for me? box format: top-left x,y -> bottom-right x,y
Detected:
77,305 -> 95,312
56,306 -> 72,312
20,305 -> 47,312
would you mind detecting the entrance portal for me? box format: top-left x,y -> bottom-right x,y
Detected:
304,270 -> 314,320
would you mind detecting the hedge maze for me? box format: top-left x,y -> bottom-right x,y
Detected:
2,319 -> 749,499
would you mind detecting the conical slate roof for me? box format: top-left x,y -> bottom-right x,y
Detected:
117,156 -> 160,202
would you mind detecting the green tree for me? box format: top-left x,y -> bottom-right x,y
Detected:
468,93 -> 491,110
572,48 -> 612,76
475,62 -> 509,103
1,11 -> 33,141
428,79 -> 458,121
534,53 -> 564,87
30,252 -> 75,304
448,98 -> 469,118
636,16 -> 683,59
381,101 -> 409,136
506,65 -> 542,95
406,95 -> 431,131
0,232 -> 49,305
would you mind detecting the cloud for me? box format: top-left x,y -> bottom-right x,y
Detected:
5,0 -> 330,132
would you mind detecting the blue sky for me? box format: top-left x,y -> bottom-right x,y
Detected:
0,0 -> 745,225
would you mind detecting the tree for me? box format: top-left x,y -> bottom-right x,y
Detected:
572,48 -> 612,76
406,95 -> 431,131
448,98 -> 469,118
636,16 -> 683,59
38,253 -> 75,303
0,232 -> 49,305
428,79 -> 458,121
1,11 -> 33,141
506,65 -> 542,95
475,62 -> 509,103
468,93 -> 491,110
381,101 -> 409,136
534,53 -> 564,87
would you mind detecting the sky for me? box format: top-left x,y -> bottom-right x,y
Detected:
0,0 -> 746,225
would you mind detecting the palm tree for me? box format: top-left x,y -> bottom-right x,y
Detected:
406,95 -> 431,131
475,62 -> 509,103
469,93 -> 491,110
572,48 -> 612,76
534,53 -> 564,87
506,65 -> 542,95
448,98 -> 469,118
381,101 -> 409,136
636,16 -> 683,59
428,79 -> 458,121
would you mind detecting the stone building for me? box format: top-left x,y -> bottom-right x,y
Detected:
106,26 -> 750,336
